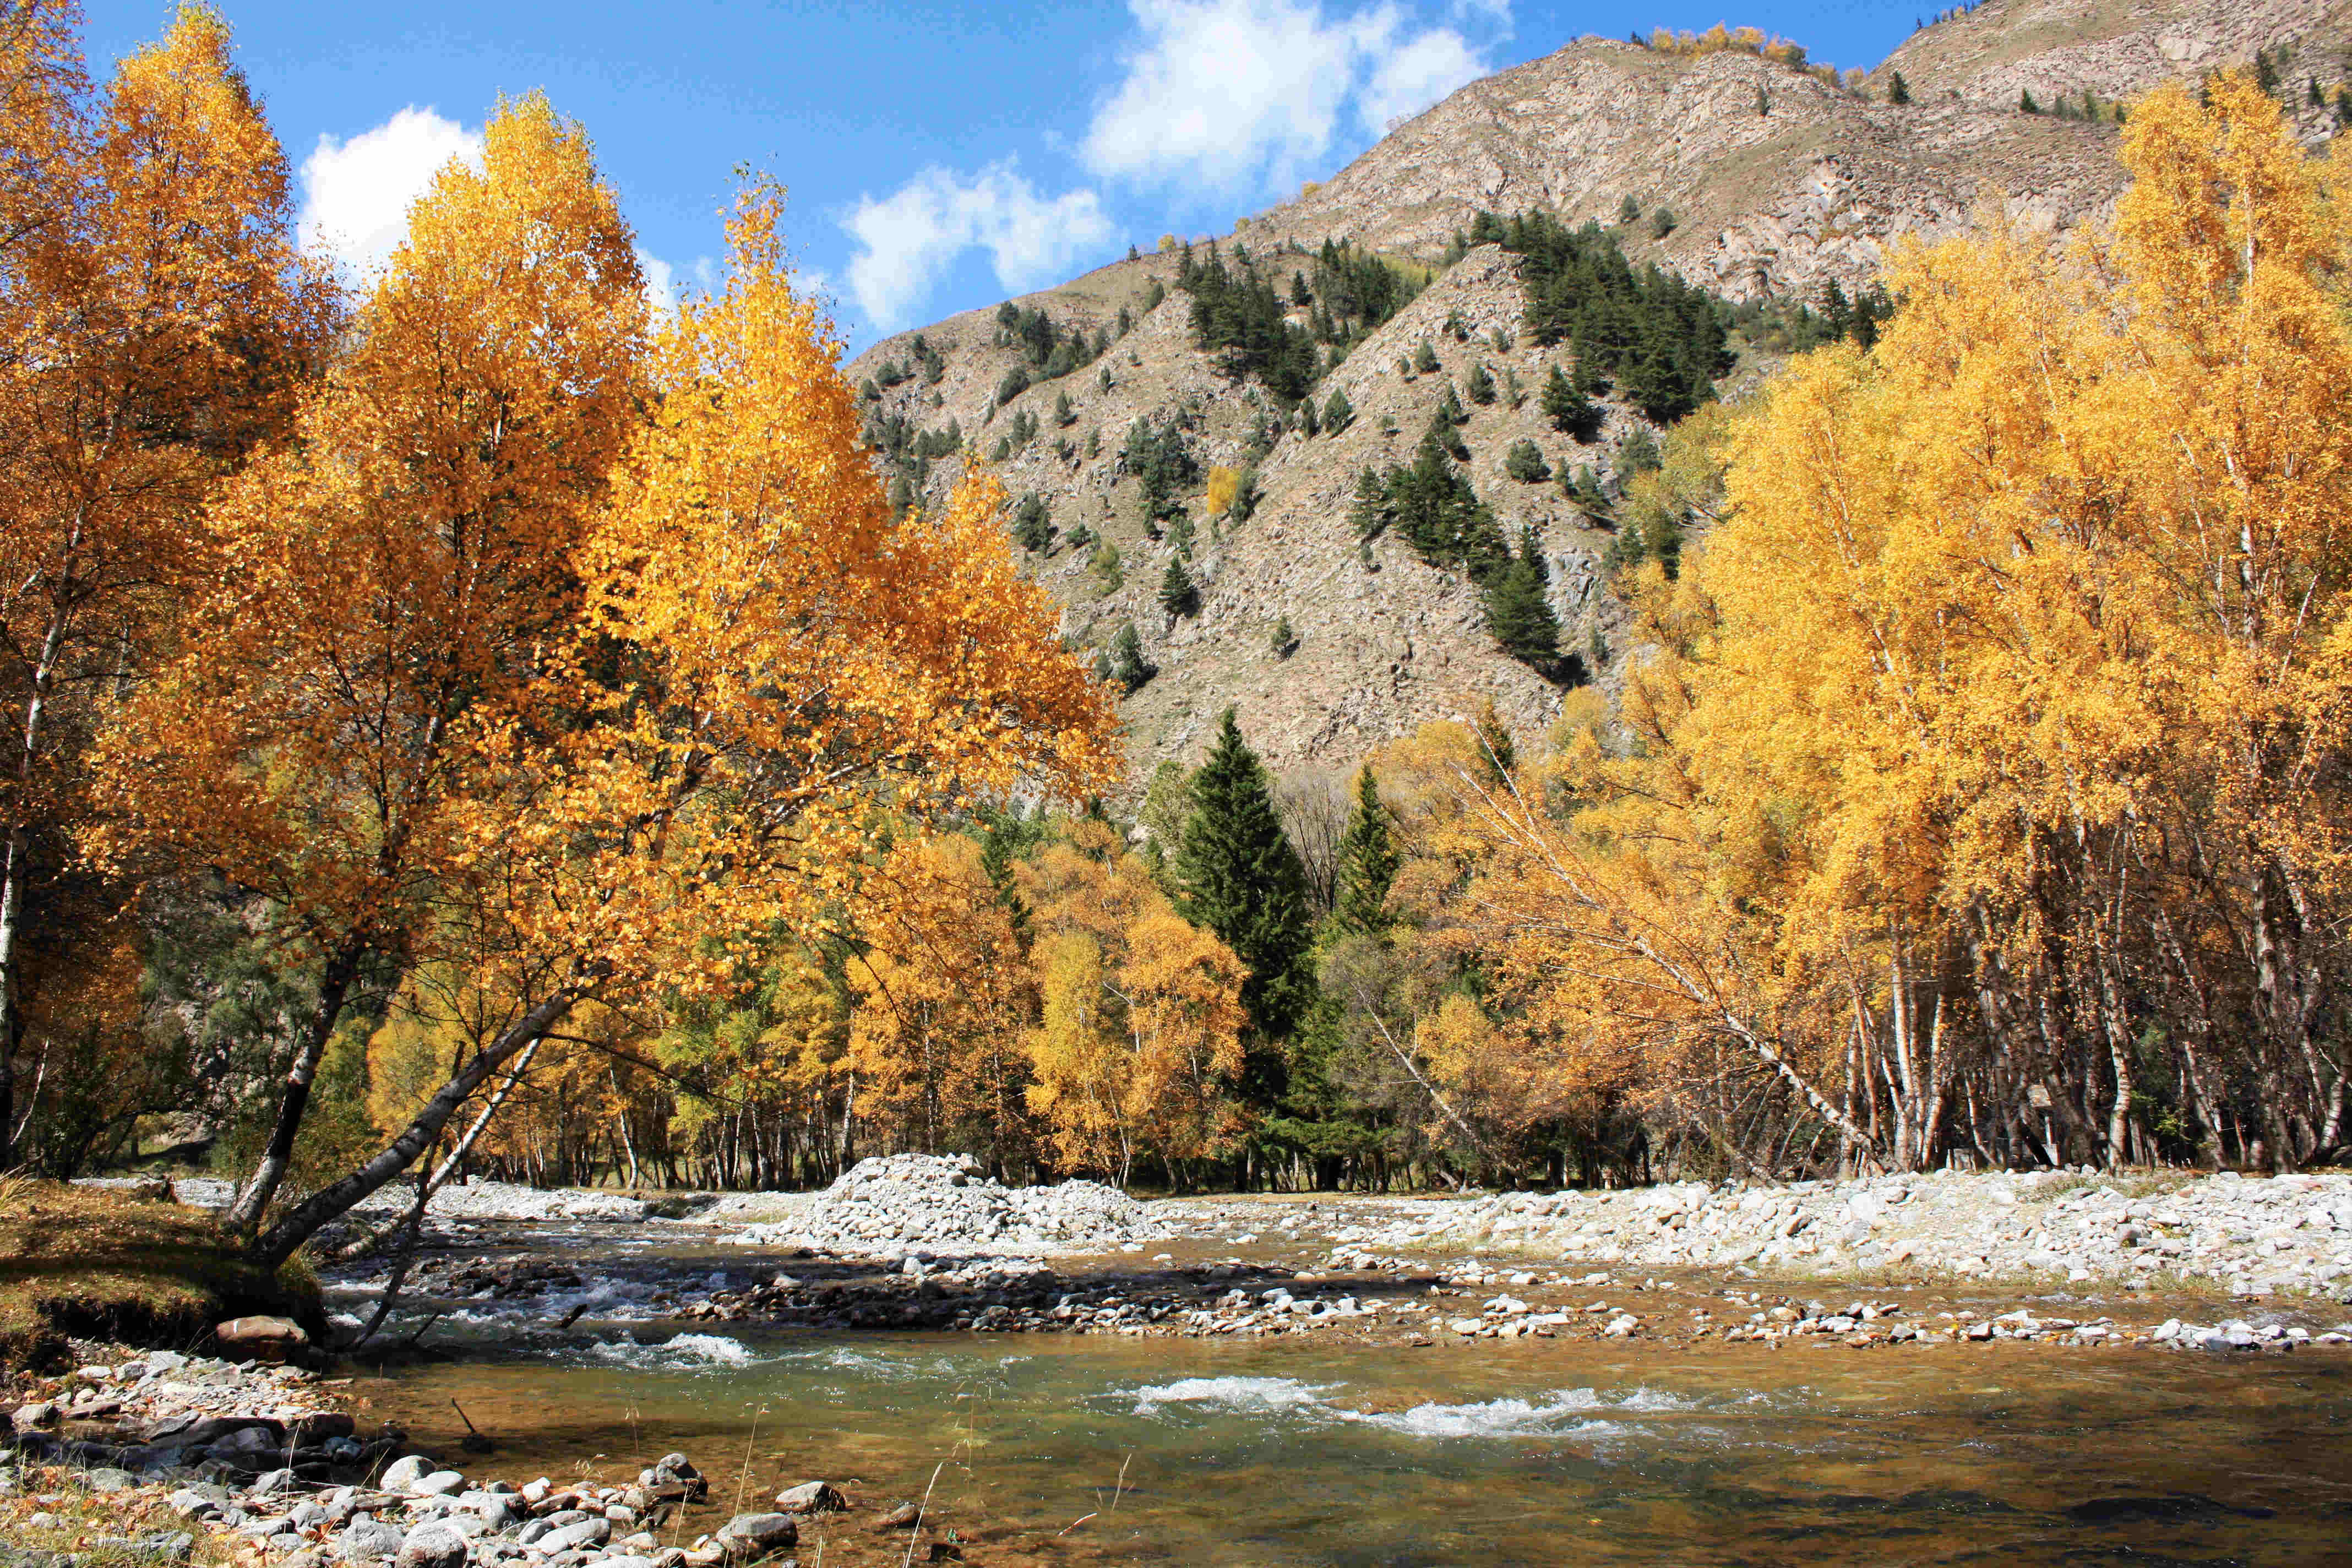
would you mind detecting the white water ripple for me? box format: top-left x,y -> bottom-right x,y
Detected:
1125,1377 -> 1703,1440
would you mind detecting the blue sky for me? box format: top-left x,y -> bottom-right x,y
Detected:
83,0 -> 1930,351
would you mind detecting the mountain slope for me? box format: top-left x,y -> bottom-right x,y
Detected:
843,1 -> 2333,793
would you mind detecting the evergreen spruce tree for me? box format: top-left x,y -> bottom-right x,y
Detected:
1888,70 -> 1911,104
1108,622 -> 1152,690
1542,363 -> 1599,438
1464,360 -> 1496,404
1413,339 -> 1440,374
1159,556 -> 1200,618
1332,764 -> 1400,938
1482,525 -> 1562,671
1011,492 -> 1053,553
1322,385 -> 1354,433
1177,710 -> 1317,1104
1473,700 -> 1517,784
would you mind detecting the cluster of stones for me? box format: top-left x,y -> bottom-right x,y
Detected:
734,1153 -> 1163,1255
4,1350 -> 379,1484
1353,1170 -> 2352,1296
156,1450 -> 847,1568
0,1339 -> 972,1568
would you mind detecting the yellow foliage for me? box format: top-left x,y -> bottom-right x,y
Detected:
1204,465 -> 1241,518
1018,821 -> 1246,1179
1417,73 -> 2352,1174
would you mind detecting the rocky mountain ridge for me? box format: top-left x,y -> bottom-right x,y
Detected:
845,0 -> 2340,792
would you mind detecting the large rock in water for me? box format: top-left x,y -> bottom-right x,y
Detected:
775,1480 -> 846,1514
716,1512 -> 800,1560
213,1316 -> 309,1362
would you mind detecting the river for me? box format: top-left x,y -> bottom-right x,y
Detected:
322,1217 -> 2352,1566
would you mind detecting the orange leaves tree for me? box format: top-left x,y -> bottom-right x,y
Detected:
0,3 -> 331,1166
88,94 -> 646,1239
1427,72 -> 2352,1175
111,168 -> 1116,1265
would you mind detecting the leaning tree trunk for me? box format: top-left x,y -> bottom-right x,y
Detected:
225,937 -> 366,1237
249,986 -> 581,1269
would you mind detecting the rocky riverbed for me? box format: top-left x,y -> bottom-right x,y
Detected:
19,1161 -> 2352,1567
0,1351 -> 945,1568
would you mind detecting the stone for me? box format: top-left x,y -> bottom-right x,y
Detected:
168,1485 -> 228,1518
874,1502 -> 923,1530
716,1512 -> 801,1560
249,1467 -> 295,1498
211,1425 -> 286,1465
337,1520 -> 406,1562
11,1403 -> 58,1433
542,1518 -> 613,1554
774,1482 -> 845,1515
214,1315 -> 311,1362
395,1523 -> 470,1568
81,1467 -> 132,1492
415,1469 -> 467,1496
137,1532 -> 197,1562
379,1455 -> 434,1494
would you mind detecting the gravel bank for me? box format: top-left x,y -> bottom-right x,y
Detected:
720,1153 -> 1167,1257
1302,1169 -> 2352,1298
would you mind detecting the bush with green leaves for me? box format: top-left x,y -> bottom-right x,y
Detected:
1503,438 -> 1551,483
1412,339 -> 1440,374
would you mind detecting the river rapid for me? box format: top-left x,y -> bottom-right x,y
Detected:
314,1199 -> 2352,1567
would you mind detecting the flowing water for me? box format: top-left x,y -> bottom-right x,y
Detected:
350,1324 -> 2352,1565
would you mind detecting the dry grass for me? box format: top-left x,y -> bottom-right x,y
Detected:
0,1469 -> 232,1566
0,1178 -> 319,1373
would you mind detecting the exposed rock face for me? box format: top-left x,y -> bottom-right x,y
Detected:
1262,40 -> 2126,306
1876,0 -> 2352,119
845,1 -> 2336,790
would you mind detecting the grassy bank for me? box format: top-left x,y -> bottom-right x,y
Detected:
0,1178 -> 319,1373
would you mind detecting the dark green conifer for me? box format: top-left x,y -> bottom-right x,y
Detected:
1322,385 -> 1354,433
1542,363 -> 1600,438
1108,622 -> 1151,691
1482,526 -> 1562,672
1011,492 -> 1053,553
1332,764 -> 1400,939
1177,710 -> 1317,1100
1159,556 -> 1200,618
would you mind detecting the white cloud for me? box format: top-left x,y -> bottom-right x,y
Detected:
636,247 -> 678,318
1359,24 -> 1487,135
298,107 -> 483,279
1082,0 -> 1497,194
843,162 -> 1113,331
